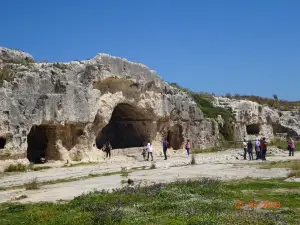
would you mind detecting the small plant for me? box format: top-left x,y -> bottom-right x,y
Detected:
53,63 -> 68,70
150,163 -> 156,169
0,66 -> 14,87
4,163 -> 27,172
191,155 -> 196,165
25,177 -> 39,190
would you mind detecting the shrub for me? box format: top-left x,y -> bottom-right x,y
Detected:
53,63 -> 68,70
4,163 -> 27,172
25,177 -> 39,190
0,66 -> 14,87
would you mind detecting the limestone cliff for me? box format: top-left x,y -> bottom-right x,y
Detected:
0,47 -> 217,162
213,96 -> 300,141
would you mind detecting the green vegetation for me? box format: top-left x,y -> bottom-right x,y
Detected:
4,163 -> 27,172
259,160 -> 300,178
3,163 -> 52,173
229,94 -> 300,111
24,177 -> 39,190
1,178 -> 299,225
169,82 -> 235,141
0,66 -> 14,87
269,139 -> 300,151
53,63 -> 68,70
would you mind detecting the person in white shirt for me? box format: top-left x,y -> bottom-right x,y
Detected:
147,140 -> 153,161
243,139 -> 247,160
255,138 -> 261,159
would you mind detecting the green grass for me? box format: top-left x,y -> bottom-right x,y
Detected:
3,163 -> 52,173
4,163 -> 27,172
259,160 -> 300,178
0,178 -> 299,225
269,139 -> 300,150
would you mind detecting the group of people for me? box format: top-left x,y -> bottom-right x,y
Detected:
243,137 -> 268,161
243,137 -> 295,161
102,137 -> 295,162
142,139 -> 192,161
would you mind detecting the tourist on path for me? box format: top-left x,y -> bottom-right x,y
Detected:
247,140 -> 254,160
255,138 -> 261,159
261,137 -> 267,160
185,139 -> 191,156
243,139 -> 247,160
289,137 -> 295,156
147,141 -> 153,161
162,139 -> 168,160
103,141 -> 112,159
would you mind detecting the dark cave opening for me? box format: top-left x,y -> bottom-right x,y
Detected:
166,124 -> 184,150
0,137 -> 6,149
96,103 -> 154,149
246,124 -> 260,135
27,125 -> 49,163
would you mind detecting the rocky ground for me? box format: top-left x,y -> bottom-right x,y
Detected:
0,147 -> 299,204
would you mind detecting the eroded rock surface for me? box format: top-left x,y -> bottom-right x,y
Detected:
0,47 -> 299,164
213,97 -> 300,140
0,48 -> 216,162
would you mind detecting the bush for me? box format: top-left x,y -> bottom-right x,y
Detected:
0,66 -> 14,87
4,163 -> 27,172
53,63 -> 68,70
25,177 -> 39,190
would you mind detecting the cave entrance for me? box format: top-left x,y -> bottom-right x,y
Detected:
246,124 -> 260,135
0,137 -> 6,149
27,125 -> 49,163
96,103 -> 154,149
167,124 -> 184,150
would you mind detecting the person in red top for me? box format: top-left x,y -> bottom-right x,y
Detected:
185,139 -> 191,156
260,137 -> 267,160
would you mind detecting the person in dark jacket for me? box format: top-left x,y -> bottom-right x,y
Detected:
247,140 -> 254,160
162,139 -> 168,160
261,137 -> 267,160
103,141 -> 112,159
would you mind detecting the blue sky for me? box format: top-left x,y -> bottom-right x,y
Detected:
1,0 -> 300,100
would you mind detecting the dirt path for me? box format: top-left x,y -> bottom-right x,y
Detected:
0,148 -> 299,204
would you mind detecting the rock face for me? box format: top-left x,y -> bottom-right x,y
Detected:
213,97 -> 300,140
0,48 -> 217,162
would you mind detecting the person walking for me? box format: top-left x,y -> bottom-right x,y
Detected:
255,138 -> 261,159
243,139 -> 247,160
162,139 -> 168,160
289,137 -> 295,156
185,139 -> 191,156
147,140 -> 153,161
103,141 -> 112,159
247,140 -> 254,160
261,137 -> 267,160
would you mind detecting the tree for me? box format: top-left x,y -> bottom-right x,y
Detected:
273,94 -> 278,101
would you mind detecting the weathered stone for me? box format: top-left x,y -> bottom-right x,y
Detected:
0,47 -> 216,162
213,97 -> 300,140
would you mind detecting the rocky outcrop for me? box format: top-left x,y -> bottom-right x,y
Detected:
213,97 -> 300,140
0,47 -> 34,64
0,48 -> 217,162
